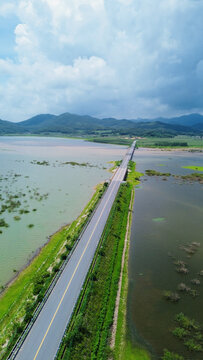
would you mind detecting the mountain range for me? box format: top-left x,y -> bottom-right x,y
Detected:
0,112 -> 202,137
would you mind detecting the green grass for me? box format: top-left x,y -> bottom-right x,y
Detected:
57,183 -> 132,360
87,136 -> 133,146
120,342 -> 151,360
108,160 -> 122,173
114,165 -> 150,360
136,136 -> 203,149
127,161 -> 143,186
0,183 -> 106,359
182,166 -> 203,171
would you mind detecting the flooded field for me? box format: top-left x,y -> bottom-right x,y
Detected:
128,149 -> 203,359
0,136 -> 126,287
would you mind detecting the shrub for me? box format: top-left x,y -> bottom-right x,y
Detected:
53,265 -> 60,272
175,313 -> 199,330
65,244 -> 72,251
172,327 -> 189,339
184,339 -> 203,352
162,349 -> 184,360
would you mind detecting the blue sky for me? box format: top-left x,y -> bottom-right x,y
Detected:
0,0 -> 203,122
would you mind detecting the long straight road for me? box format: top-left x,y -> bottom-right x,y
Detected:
13,141 -> 136,360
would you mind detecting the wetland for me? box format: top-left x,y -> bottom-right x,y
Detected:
0,136 -> 125,288
128,148 -> 203,359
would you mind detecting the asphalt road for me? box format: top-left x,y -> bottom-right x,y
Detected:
14,141 -> 136,360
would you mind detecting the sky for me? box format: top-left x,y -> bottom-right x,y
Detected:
0,0 -> 203,122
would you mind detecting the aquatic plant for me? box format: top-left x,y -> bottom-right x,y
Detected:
172,327 -> 189,339
152,217 -> 165,222
184,339 -> 203,352
180,173 -> 203,183
189,289 -> 199,298
176,266 -> 189,274
19,209 -> 30,214
190,279 -> 200,285
13,216 -> 21,221
31,160 -> 50,166
175,313 -> 200,330
163,291 -> 180,302
191,242 -> 201,247
179,242 -> 200,256
28,224 -> 34,228
145,169 -> 171,177
182,166 -> 203,172
0,218 -> 9,228
174,260 -> 187,267
177,283 -> 190,292
61,161 -> 96,167
162,349 -> 184,360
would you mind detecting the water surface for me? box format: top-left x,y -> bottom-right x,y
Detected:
0,137 -> 126,286
128,149 -> 203,358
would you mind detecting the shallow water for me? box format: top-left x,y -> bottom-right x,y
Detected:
0,137 -> 126,286
128,149 -> 203,359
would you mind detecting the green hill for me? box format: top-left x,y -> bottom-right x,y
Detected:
0,112 -> 202,138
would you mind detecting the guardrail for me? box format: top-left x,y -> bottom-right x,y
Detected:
7,183 -> 109,360
7,142 -> 136,360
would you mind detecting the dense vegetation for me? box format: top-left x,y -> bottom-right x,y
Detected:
56,183 -> 132,360
0,112 -> 203,138
154,141 -> 188,147
136,136 -> 203,148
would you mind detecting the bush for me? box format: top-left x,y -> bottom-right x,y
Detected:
184,339 -> 203,352
175,313 -> 199,330
65,244 -> 72,251
172,327 -> 189,339
162,349 -> 184,360
53,264 -> 60,272
14,323 -> 24,335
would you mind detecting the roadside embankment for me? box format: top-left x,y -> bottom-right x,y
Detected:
0,182 -> 107,360
56,161 -> 148,360
111,161 -> 150,360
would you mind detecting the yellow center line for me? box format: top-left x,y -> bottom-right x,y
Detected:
33,164 -> 123,360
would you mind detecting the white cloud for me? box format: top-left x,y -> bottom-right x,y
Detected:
0,3 -> 16,17
0,0 -> 203,121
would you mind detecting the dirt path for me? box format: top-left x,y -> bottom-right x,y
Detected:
110,188 -> 134,349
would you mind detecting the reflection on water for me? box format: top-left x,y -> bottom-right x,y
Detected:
0,137 -> 126,286
128,149 -> 203,359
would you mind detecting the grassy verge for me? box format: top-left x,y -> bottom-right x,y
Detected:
56,183 -> 132,360
56,161 -> 145,360
87,137 -> 134,146
108,160 -> 122,173
113,163 -> 150,360
0,182 -> 107,359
